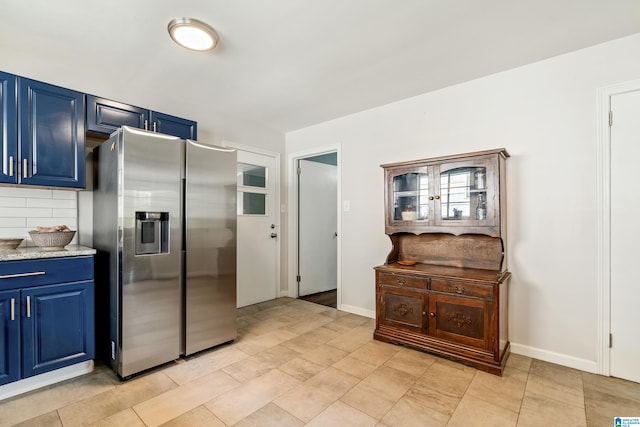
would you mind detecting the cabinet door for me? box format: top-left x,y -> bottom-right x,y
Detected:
18,78 -> 86,189
436,157 -> 498,228
379,286 -> 427,333
21,281 -> 95,378
386,166 -> 432,227
0,290 -> 20,385
86,95 -> 149,135
0,71 -> 17,184
150,111 -> 197,140
428,292 -> 491,351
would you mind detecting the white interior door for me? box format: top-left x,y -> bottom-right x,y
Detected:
236,150 -> 279,307
298,159 -> 337,296
610,89 -> 640,382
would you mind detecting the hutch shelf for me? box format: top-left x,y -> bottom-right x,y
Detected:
374,148 -> 510,375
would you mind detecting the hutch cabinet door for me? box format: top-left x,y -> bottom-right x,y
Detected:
150,111 -> 197,140
436,157 -> 498,228
0,71 -> 17,185
18,78 -> 86,189
86,95 -> 149,135
386,165 -> 433,227
428,292 -> 491,351
379,287 -> 427,333
0,289 -> 20,385
21,281 -> 95,378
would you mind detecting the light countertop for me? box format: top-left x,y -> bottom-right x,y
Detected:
0,245 -> 96,262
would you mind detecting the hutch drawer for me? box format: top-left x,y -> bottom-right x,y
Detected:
378,272 -> 428,289
430,278 -> 493,300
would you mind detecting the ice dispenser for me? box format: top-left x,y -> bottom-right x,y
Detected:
135,211 -> 169,255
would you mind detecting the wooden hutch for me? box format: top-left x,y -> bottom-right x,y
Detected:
374,148 -> 510,375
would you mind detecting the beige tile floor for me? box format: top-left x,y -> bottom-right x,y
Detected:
1,297 -> 638,426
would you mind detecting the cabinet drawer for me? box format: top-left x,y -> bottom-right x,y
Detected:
430,278 -> 493,299
0,256 -> 94,290
378,272 -> 427,289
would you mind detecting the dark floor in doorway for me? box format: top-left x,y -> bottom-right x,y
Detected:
299,289 -> 337,308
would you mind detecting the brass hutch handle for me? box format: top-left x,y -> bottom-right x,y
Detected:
429,312 -> 436,317
428,196 -> 434,200
434,195 -> 440,200
397,278 -> 406,286
454,286 -> 465,294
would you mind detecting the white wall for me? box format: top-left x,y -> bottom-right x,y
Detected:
286,32 -> 640,372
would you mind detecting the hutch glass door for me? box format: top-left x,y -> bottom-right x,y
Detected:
391,169 -> 430,224
438,158 -> 495,227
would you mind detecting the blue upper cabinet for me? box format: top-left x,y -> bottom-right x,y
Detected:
0,72 -> 17,185
151,111 -> 197,140
86,95 -> 197,140
86,95 -> 148,135
18,78 -> 85,189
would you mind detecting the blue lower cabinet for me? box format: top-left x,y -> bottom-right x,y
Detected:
0,290 -> 21,386
0,256 -> 95,385
22,281 -> 95,378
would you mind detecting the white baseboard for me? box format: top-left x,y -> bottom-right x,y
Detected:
0,360 -> 94,402
280,290 -> 291,298
510,343 -> 598,374
338,304 -> 375,319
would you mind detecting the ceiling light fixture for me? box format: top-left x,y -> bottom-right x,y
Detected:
167,18 -> 218,52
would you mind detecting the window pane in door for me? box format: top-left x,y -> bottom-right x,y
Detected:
238,163 -> 266,188
238,192 -> 266,215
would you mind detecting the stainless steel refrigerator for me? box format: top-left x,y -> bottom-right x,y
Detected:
93,126 -> 236,378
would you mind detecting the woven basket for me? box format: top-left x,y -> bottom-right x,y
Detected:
29,231 -> 76,249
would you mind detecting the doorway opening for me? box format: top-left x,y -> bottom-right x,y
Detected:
288,147 -> 340,309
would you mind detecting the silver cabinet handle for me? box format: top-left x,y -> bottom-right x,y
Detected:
11,298 -> 15,321
153,122 -> 157,133
26,295 -> 31,318
0,271 -> 46,279
23,159 -> 27,179
9,155 -> 13,176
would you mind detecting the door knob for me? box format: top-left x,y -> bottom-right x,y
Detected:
270,233 -> 278,238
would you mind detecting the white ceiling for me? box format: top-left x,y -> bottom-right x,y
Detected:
1,1 -> 639,135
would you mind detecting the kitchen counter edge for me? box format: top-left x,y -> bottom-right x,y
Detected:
0,245 -> 96,262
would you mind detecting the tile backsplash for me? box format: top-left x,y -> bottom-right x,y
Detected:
0,187 -> 78,247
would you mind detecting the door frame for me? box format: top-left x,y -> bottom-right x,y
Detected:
287,144 -> 342,306
223,140 -> 282,299
595,78 -> 640,376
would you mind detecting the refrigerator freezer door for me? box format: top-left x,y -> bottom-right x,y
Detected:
184,140 -> 237,355
119,127 -> 183,377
